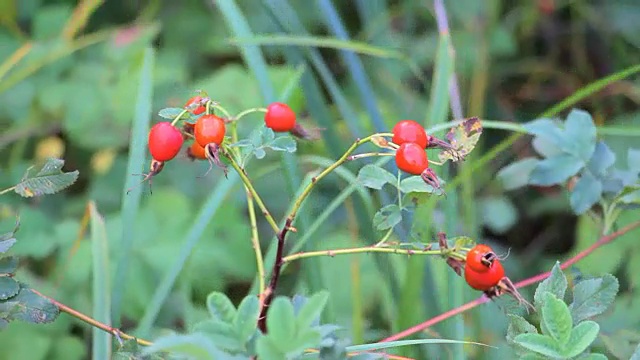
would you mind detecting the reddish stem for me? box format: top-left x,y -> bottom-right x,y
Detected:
380,220 -> 640,343
257,217 -> 293,332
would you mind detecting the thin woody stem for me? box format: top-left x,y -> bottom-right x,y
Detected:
380,219 -> 640,343
257,133 -> 393,332
235,107 -> 267,121
31,289 -> 153,347
282,246 -> 466,263
0,186 -> 16,195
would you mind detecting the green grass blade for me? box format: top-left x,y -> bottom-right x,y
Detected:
135,173 -> 238,337
345,339 -> 491,352
230,35 -> 405,60
317,0 -> 386,131
112,46 -> 155,326
89,202 -> 111,360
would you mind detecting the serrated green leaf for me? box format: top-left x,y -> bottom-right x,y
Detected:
541,292 -> 573,345
5,286 -> 59,323
562,321 -> 600,358
0,277 -> 19,300
497,158 -> 539,191
570,274 -> 619,324
158,107 -> 188,120
0,256 -> 18,275
529,154 -> 584,186
357,165 -> 396,190
234,295 -> 259,344
564,109 -> 597,161
570,171 -> 603,215
0,239 -> 16,254
194,319 -> 243,352
506,314 -> 539,343
206,292 -> 236,323
267,297 -> 297,349
399,175 -> 439,193
141,333 -> 226,360
438,117 -> 483,162
587,141 -> 616,177
14,158 -> 79,197
372,204 -> 402,231
296,291 -> 329,330
534,262 -> 567,309
514,333 -> 563,358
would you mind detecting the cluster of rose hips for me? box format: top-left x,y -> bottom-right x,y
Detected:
137,94 -> 300,190
463,244 -> 533,309
390,120 -> 455,190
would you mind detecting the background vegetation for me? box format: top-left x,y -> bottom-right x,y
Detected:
1,0 -> 640,359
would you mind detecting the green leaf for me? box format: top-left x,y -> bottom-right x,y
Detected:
257,336 -> 286,359
520,354 -> 548,360
372,204 -> 402,231
532,136 -> 563,158
523,118 -> 566,148
628,148 -> 640,172
540,292 -> 573,345
141,333 -> 225,360
569,274 -> 619,324
506,314 -> 539,344
267,135 -> 297,153
564,109 -> 597,161
631,341 -> 640,360
357,164 -> 396,190
206,292 -> 236,323
289,330 -> 321,357
158,107 -> 189,120
562,321 -> 600,358
570,171 -> 603,215
577,353 -> 608,360
233,295 -> 259,344
90,202 -> 111,360
534,262 -> 567,309
438,117 -> 483,162
5,286 -> 59,323
587,141 -> 616,177
497,158 -> 539,191
0,239 -> 16,254
14,158 -> 79,197
513,333 -> 563,358
0,256 -> 18,274
296,291 -> 329,330
194,319 -> 243,352
529,154 -> 584,186
346,339 -> 492,352
399,175 -> 439,193
615,185 -> 640,205
267,297 -> 297,348
0,277 -> 19,300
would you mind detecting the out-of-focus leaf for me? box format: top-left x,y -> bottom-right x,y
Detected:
14,158 -> 78,197
587,141 -> 616,177
141,333 -> 228,360
295,291 -> 329,330
497,158 -> 539,190
615,185 -> 640,205
0,256 -> 18,274
3,286 -> 59,324
206,292 -> 236,323
523,118 -> 565,147
267,297 -> 297,346
507,314 -> 539,345
233,295 -> 259,344
158,107 -> 190,120
0,239 -> 16,254
528,154 -> 584,186
478,196 -> 518,234
564,109 -> 597,161
399,175 -> 440,193
570,172 -> 603,214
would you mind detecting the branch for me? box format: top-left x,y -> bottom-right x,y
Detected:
282,245 -> 466,263
31,289 -> 153,347
380,219 -> 640,342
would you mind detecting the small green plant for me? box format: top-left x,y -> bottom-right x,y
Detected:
507,262 -> 619,359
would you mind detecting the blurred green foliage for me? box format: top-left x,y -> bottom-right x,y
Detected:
2,0 -> 640,359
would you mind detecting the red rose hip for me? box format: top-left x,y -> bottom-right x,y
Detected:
148,122 -> 184,162
392,120 -> 428,148
265,102 -> 296,132
395,142 -> 429,175
194,114 -> 226,147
